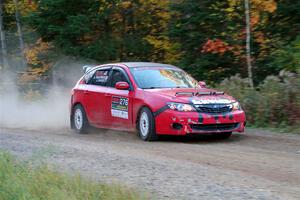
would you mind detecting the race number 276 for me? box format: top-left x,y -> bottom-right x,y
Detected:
120,98 -> 128,106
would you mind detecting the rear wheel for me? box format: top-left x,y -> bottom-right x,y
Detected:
72,104 -> 89,134
138,107 -> 158,141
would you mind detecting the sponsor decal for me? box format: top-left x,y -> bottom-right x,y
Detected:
94,70 -> 109,83
111,96 -> 129,119
191,98 -> 232,104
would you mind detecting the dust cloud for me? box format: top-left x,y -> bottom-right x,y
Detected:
0,85 -> 70,129
0,57 -> 91,130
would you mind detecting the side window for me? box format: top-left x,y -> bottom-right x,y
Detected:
91,69 -> 110,86
109,69 -> 129,87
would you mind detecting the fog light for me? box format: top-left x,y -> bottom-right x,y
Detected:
172,123 -> 183,130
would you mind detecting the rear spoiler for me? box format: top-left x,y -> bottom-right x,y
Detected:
83,65 -> 96,74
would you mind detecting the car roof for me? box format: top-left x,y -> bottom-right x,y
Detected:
88,62 -> 180,74
95,62 -> 178,69
120,62 -> 177,69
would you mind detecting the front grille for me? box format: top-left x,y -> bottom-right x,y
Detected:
190,123 -> 239,132
194,104 -> 232,114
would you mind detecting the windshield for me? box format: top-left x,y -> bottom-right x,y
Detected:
130,67 -> 198,89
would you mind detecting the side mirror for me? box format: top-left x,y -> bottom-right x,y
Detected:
198,81 -> 207,88
115,82 -> 130,90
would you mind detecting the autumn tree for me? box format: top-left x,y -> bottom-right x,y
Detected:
19,38 -> 53,85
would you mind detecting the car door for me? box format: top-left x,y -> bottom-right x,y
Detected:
103,67 -> 133,129
83,67 -> 111,125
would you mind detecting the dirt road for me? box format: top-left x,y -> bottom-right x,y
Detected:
0,128 -> 299,200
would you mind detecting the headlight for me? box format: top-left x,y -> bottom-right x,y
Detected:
167,102 -> 196,112
231,102 -> 241,111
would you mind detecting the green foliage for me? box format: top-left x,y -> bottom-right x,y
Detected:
169,0 -> 238,83
269,36 -> 300,72
25,0 -> 180,63
219,71 -> 300,129
0,152 -> 147,200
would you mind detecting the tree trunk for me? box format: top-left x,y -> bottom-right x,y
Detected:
244,0 -> 254,88
0,0 -> 9,69
14,0 -> 26,69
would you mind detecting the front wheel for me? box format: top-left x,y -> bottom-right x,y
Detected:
138,107 -> 158,141
72,104 -> 89,134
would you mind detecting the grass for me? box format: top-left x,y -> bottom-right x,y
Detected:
0,152 -> 147,200
247,125 -> 300,135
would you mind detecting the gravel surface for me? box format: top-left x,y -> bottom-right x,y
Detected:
0,128 -> 299,200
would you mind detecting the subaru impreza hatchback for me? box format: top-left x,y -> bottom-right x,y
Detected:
70,62 -> 246,141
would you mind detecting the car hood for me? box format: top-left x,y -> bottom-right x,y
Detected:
145,88 -> 236,104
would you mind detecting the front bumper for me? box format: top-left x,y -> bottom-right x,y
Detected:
155,109 -> 246,135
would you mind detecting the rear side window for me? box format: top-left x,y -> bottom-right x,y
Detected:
92,69 -> 110,86
86,69 -> 110,86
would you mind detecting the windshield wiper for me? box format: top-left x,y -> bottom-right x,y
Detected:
175,86 -> 189,88
142,87 -> 160,89
142,86 -> 190,89
142,86 -> 170,89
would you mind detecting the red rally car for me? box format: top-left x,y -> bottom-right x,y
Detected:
70,62 -> 246,141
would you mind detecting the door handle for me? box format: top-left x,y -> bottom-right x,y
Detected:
104,93 -> 111,97
84,90 -> 90,94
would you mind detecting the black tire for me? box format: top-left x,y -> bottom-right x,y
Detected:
137,107 -> 158,141
71,104 -> 89,134
216,132 -> 232,139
